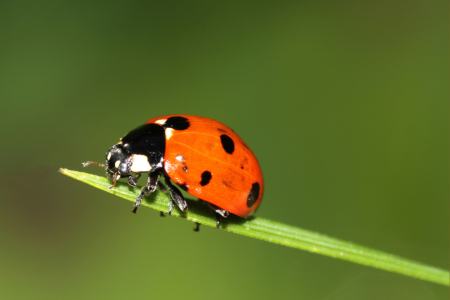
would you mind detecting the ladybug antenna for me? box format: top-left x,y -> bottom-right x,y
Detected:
82,161 -> 106,168
108,173 -> 120,189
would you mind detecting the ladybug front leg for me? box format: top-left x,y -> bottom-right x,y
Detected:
162,173 -> 188,215
127,173 -> 141,186
132,172 -> 160,214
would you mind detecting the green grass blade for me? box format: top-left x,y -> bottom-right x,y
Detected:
60,168 -> 449,286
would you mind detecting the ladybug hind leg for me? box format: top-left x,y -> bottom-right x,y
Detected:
132,172 -> 160,213
207,203 -> 229,229
162,173 -> 188,215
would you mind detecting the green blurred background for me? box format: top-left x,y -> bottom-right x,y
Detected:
0,1 -> 448,299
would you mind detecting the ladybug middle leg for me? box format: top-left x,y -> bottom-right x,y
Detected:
162,173 -> 188,215
132,172 -> 160,213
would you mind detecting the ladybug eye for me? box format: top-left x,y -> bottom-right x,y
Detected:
119,162 -> 129,174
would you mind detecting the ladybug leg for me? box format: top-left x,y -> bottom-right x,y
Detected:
207,203 -> 229,229
145,172 -> 160,193
157,178 -> 169,215
215,213 -> 221,229
214,210 -> 230,229
127,173 -> 141,187
162,173 -> 188,214
132,172 -> 160,214
193,222 -> 201,232
167,200 -> 175,215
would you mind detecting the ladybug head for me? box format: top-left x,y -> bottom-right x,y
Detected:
82,144 -> 132,189
105,144 -> 132,180
83,142 -> 153,189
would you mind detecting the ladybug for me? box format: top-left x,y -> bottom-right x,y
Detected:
83,115 -> 263,228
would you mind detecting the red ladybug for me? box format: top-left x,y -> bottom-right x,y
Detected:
83,115 -> 263,228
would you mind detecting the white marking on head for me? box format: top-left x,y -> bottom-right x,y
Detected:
155,119 -> 167,125
107,152 -> 112,161
130,154 -> 152,173
115,160 -> 121,168
166,128 -> 175,140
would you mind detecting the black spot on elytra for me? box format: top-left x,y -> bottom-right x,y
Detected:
220,134 -> 235,154
240,165 -> 244,169
200,171 -> 212,186
247,182 -> 260,207
178,183 -> 189,191
164,116 -> 190,130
